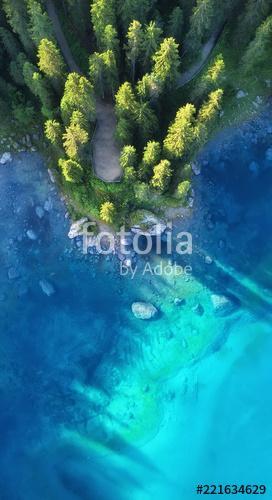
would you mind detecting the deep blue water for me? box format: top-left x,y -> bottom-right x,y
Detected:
0,110 -> 272,499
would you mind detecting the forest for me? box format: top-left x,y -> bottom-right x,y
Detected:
0,0 -> 271,226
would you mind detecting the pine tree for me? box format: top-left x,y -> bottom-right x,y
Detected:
120,145 -> 137,169
142,21 -> 162,71
152,37 -> 180,90
101,24 -> 120,58
45,119 -> 63,146
198,89 -> 223,124
100,201 -> 116,223
115,116 -> 134,146
61,73 -> 96,124
63,118 -> 89,160
0,27 -> 20,59
115,82 -> 137,116
134,101 -> 158,142
37,38 -> 66,84
151,159 -> 172,191
2,0 -> 34,54
100,50 -> 119,97
242,15 -> 272,73
177,180 -> 191,203
140,140 -> 161,179
163,103 -> 196,160
10,52 -> 27,86
59,158 -> 84,183
89,52 -> 105,96
125,21 -> 144,83
235,0 -> 271,46
167,7 -> 184,44
23,61 -> 54,118
91,0 -> 117,49
186,0 -> 216,52
27,0 -> 55,46
119,0 -> 155,32
194,54 -> 225,98
136,73 -> 160,101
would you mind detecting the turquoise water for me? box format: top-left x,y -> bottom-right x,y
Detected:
0,111 -> 272,499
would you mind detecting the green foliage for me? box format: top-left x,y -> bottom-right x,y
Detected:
167,7 -> 184,44
142,21 -> 162,72
242,15 -> 272,73
23,61 -> 54,118
63,117 -> 89,160
27,0 -> 55,46
152,37 -> 180,91
140,140 -> 161,179
194,54 -> 225,98
125,20 -> 144,82
136,73 -> 160,101
120,145 -> 138,169
235,0 -> 271,46
0,27 -> 20,59
134,101 -> 158,142
9,52 -> 27,85
37,38 -> 66,81
119,0 -> 156,32
151,159 -> 172,192
2,0 -> 33,53
61,73 -> 96,124
177,180 -> 191,204
45,119 -> 62,146
91,0 -> 117,49
163,103 -> 196,160
13,101 -> 37,129
102,24 -> 120,57
90,50 -> 119,97
115,81 -> 137,116
100,201 -> 116,223
115,116 -> 134,146
186,0 -> 216,51
59,158 -> 84,183
198,88 -> 223,124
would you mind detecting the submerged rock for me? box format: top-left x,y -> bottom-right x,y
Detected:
248,161 -> 260,175
26,229 -> 37,240
265,148 -> 272,161
39,279 -> 55,297
68,217 -> 88,239
192,303 -> 204,316
192,162 -> 201,176
132,302 -> 158,320
0,152 -> 12,165
236,90 -> 247,99
8,267 -> 20,280
211,294 -> 237,316
35,206 -> 45,219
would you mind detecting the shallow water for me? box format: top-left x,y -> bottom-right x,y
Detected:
0,110 -> 272,499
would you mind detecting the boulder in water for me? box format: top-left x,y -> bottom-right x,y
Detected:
0,152 -> 12,165
211,294 -> 237,316
26,229 -> 37,240
265,148 -> 272,161
35,206 -> 45,219
8,267 -> 20,280
132,302 -> 158,320
39,279 -> 55,297
68,217 -> 88,239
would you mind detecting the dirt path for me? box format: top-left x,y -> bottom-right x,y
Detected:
177,25 -> 224,88
45,0 -> 122,183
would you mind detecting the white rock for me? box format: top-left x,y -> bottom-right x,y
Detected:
48,168 -> 55,183
26,229 -> 37,240
132,302 -> 158,320
68,217 -> 88,239
205,255 -> 213,264
44,198 -> 53,212
39,279 -> 55,297
211,294 -> 236,316
0,152 -> 12,165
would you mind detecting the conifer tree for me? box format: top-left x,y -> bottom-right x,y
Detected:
59,158 -> 84,183
2,0 -> 34,54
23,61 -> 54,118
242,15 -> 272,73
45,119 -> 63,147
27,0 -> 55,46
151,159 -> 172,191
125,21 -> 144,83
120,145 -> 138,169
167,7 -> 184,44
37,38 -> 66,87
142,21 -> 162,71
100,201 -> 116,223
163,103 -> 196,160
119,0 -> 155,32
140,140 -> 161,179
61,73 -> 96,124
63,117 -> 89,160
0,27 -> 20,59
152,37 -> 180,90
91,0 -> 117,49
